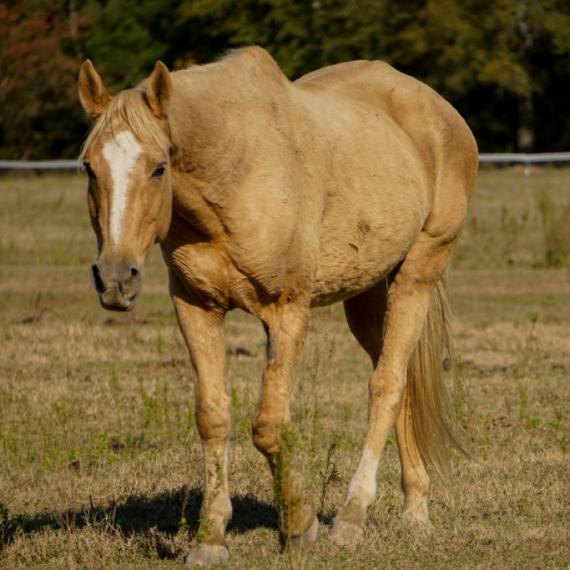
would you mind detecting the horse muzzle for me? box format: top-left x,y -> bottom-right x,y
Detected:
90,260 -> 142,312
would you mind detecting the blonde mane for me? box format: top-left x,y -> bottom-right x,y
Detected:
79,89 -> 172,161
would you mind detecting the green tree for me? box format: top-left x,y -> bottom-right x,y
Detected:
84,0 -> 176,90
381,0 -> 570,151
2,0 -> 570,157
0,0 -> 86,158
176,0 -> 317,77
176,0 -> 386,77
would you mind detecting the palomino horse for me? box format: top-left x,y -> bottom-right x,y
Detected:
78,46 -> 477,566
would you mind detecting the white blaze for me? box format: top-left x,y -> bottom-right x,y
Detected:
102,131 -> 142,245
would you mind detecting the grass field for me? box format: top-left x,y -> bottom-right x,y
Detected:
1,168 -> 569,569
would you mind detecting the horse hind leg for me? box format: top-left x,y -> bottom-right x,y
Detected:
331,280 -> 431,544
331,227 -> 462,547
396,276 -> 460,529
395,380 -> 432,528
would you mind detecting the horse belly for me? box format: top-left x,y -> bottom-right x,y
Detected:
310,229 -> 415,307
310,168 -> 428,307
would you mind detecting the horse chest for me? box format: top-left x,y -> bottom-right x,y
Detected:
162,239 -> 264,311
161,239 -> 227,304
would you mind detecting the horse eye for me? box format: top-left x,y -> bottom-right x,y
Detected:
152,163 -> 166,178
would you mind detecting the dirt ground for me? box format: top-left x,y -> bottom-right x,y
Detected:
0,168 -> 569,569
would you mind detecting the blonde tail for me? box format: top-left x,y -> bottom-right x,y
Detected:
405,275 -> 467,477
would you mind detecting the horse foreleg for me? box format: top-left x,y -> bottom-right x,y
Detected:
171,284 -> 231,567
252,299 -> 318,548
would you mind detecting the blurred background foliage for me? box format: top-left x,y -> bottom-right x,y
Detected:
1,0 -> 569,159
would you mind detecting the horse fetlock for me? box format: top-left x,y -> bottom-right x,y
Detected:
401,482 -> 430,509
347,446 -> 379,508
402,500 -> 431,531
195,512 -> 230,546
280,503 -> 317,543
285,513 -> 319,550
201,496 -> 232,531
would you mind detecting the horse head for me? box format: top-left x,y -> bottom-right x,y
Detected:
78,60 -> 173,311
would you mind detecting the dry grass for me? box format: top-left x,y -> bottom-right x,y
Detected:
0,168 -> 569,569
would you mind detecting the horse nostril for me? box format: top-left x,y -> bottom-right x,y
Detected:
130,266 -> 140,279
91,263 -> 105,294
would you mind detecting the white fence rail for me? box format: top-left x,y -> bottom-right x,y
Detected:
0,160 -> 79,171
478,152 -> 570,164
1,153 -> 570,171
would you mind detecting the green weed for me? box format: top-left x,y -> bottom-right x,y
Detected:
535,189 -> 570,266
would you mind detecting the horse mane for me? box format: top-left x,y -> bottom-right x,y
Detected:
79,89 -> 172,161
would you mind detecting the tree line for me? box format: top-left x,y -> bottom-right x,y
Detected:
1,0 -> 569,159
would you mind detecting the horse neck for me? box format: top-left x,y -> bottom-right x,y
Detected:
170,69 -> 248,176
166,72 -> 250,238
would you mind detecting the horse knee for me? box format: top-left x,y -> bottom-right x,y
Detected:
252,414 -> 282,456
196,396 -> 231,442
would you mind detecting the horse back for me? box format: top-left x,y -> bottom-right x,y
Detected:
295,59 -> 477,190
292,60 -> 478,305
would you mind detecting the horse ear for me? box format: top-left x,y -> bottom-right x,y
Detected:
78,60 -> 111,119
145,61 -> 172,119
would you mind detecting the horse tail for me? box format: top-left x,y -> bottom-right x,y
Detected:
404,274 -> 467,477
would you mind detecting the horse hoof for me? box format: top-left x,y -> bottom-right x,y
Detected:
287,515 -> 319,550
186,544 -> 229,567
330,517 -> 364,547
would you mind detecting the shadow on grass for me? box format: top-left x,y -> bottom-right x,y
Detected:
0,487 -> 278,558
